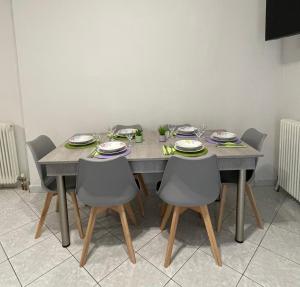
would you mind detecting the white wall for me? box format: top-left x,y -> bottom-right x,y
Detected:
0,0 -> 28,178
11,0 -> 282,185
281,35 -> 300,121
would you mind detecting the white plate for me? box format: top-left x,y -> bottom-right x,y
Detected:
69,135 -> 94,144
117,128 -> 137,136
211,131 -> 237,140
98,146 -> 127,155
175,145 -> 204,153
177,126 -> 197,134
175,140 -> 203,150
98,141 -> 127,153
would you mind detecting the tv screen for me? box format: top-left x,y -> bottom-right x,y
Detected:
266,0 -> 300,41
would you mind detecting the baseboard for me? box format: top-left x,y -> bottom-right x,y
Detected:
28,184 -> 45,193
254,179 -> 276,186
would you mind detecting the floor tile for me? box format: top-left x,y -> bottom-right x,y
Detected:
10,235 -> 71,286
16,190 -> 47,204
56,218 -> 109,255
138,231 -> 199,277
0,244 -> 7,264
27,197 -> 58,216
237,276 -> 261,287
176,210 -> 214,245
245,247 -> 300,287
100,254 -> 169,287
222,210 -> 269,245
44,207 -> 88,234
74,233 -> 129,282
173,250 -> 241,287
164,280 -> 181,287
110,225 -> 161,251
0,261 -> 20,287
0,221 -> 51,258
200,229 -> 257,273
0,202 -> 38,236
28,256 -> 96,287
261,225 -> 300,264
273,197 -> 300,235
0,189 -> 24,208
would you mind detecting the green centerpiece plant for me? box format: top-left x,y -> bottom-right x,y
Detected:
158,126 -> 167,142
135,129 -> 143,143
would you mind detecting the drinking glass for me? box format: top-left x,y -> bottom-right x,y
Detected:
126,132 -> 134,147
93,133 -> 100,145
107,126 -> 115,140
195,124 -> 207,139
168,124 -> 176,138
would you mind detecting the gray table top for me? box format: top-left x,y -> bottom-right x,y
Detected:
39,130 -> 263,165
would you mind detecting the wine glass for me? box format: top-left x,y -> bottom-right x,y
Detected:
168,124 -> 176,138
126,132 -> 134,147
93,133 -> 100,145
107,126 -> 115,140
195,124 -> 207,139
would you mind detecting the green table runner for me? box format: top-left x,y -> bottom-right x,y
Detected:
64,142 -> 97,149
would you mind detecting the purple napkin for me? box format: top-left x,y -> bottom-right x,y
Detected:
94,148 -> 131,159
205,137 -> 242,144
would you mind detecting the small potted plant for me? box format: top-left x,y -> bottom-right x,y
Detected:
135,129 -> 143,143
158,126 -> 167,142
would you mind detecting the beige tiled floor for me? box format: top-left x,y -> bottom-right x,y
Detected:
0,185 -> 299,287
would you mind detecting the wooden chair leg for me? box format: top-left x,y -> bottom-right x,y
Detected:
164,206 -> 181,267
135,174 -> 149,196
136,191 -> 145,217
117,205 -> 136,264
217,184 -> 228,232
55,195 -> 59,212
160,204 -> 173,230
199,205 -> 222,266
124,203 -> 137,226
160,202 -> 167,217
245,183 -> 263,229
80,207 -> 99,267
35,192 -> 54,239
70,192 -> 84,239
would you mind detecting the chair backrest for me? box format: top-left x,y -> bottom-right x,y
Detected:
76,157 -> 138,207
158,154 -> 220,206
113,124 -> 143,132
241,128 -> 267,152
27,135 -> 56,188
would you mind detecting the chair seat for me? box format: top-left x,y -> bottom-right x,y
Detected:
77,185 -> 137,207
159,181 -> 217,207
46,176 -> 77,192
220,170 -> 254,183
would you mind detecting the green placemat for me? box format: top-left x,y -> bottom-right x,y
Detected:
64,142 -> 97,149
162,145 -> 208,157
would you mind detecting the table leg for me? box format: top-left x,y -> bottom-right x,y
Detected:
57,176 -> 70,247
236,169 -> 246,243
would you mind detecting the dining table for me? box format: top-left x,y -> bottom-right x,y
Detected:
39,130 -> 263,247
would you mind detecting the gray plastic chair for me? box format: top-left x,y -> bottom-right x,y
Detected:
27,135 -> 84,239
217,128 -> 267,232
76,157 -> 139,267
158,154 -> 222,267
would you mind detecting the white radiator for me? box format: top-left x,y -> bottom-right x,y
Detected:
278,119 -> 300,201
0,123 -> 20,185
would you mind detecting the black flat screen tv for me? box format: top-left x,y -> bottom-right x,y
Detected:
266,0 -> 300,41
